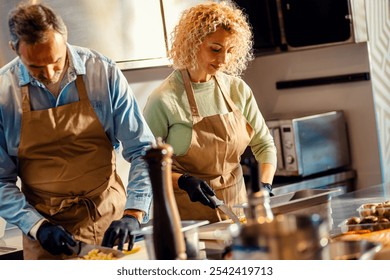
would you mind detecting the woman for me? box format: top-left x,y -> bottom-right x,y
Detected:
143,1 -> 277,222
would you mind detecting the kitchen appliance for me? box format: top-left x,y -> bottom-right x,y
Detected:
233,0 -> 367,53
266,110 -> 350,177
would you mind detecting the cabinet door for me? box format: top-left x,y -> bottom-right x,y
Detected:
233,0 -> 281,51
281,0 -> 351,47
0,0 -> 168,69
46,0 -> 167,68
161,0 -> 206,51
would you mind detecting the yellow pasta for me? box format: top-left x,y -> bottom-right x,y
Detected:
78,244 -> 141,260
79,249 -> 117,260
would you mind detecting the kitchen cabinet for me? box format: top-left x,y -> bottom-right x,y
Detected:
232,0 -> 281,52
234,0 -> 361,53
162,0 -> 206,52
53,0 -> 168,69
0,0 -> 207,69
280,0 -> 351,47
0,0 -> 167,69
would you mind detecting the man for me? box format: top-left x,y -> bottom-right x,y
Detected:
0,3 -> 155,259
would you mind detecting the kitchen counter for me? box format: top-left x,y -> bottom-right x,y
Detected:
272,169 -> 356,195
0,174 -> 385,260
329,182 -> 390,235
198,181 -> 390,260
0,226 -> 23,260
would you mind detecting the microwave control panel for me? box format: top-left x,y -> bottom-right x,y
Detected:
266,120 -> 300,176
280,124 -> 299,172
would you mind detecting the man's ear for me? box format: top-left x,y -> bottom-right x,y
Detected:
9,41 -> 16,52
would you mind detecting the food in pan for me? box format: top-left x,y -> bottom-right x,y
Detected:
358,201 -> 390,218
340,201 -> 390,233
358,203 -> 378,217
78,244 -> 141,260
345,216 -> 360,225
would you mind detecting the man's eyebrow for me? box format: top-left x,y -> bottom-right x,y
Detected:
27,57 -> 63,68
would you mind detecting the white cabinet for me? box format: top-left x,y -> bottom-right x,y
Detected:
0,0 -> 209,69
162,0 -> 206,52
38,0 -> 169,69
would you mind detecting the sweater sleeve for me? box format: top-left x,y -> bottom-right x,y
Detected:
231,77 -> 277,168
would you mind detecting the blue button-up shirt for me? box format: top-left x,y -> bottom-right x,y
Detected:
0,44 -> 155,235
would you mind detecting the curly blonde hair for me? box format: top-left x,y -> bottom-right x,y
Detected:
169,0 -> 254,77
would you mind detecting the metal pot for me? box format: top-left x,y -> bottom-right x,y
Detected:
230,213 -> 329,260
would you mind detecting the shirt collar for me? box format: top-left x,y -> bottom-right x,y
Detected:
66,43 -> 86,75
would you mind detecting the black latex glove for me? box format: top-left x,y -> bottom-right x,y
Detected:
36,222 -> 76,256
178,174 -> 216,209
101,215 -> 140,251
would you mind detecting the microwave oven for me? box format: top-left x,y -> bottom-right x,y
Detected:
266,111 -> 350,177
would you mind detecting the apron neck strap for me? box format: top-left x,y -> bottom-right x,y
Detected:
21,86 -> 31,113
75,75 -> 89,100
214,73 -> 239,112
180,69 -> 200,117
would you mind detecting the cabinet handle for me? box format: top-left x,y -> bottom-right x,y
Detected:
276,72 -> 370,89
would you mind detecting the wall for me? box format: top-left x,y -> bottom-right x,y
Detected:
240,42 -> 382,189
365,0 -> 390,183
115,66 -> 173,184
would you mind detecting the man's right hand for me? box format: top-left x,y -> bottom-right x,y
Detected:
178,174 -> 216,209
36,222 -> 76,255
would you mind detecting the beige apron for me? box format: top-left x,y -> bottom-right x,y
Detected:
18,76 -> 126,259
173,70 -> 254,223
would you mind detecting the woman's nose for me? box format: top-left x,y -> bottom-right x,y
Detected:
217,52 -> 228,64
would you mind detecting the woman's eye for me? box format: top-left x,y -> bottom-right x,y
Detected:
211,48 -> 221,53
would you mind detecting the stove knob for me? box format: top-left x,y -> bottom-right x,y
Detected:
284,141 -> 293,149
286,155 -> 294,164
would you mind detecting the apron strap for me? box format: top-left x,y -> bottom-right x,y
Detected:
180,70 -> 200,117
214,73 -> 240,112
75,75 -> 89,100
21,86 -> 31,113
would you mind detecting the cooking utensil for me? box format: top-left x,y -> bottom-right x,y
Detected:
68,240 -> 125,258
230,213 -> 329,260
207,194 -> 241,224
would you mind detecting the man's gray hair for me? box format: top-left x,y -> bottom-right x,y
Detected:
8,3 -> 67,51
